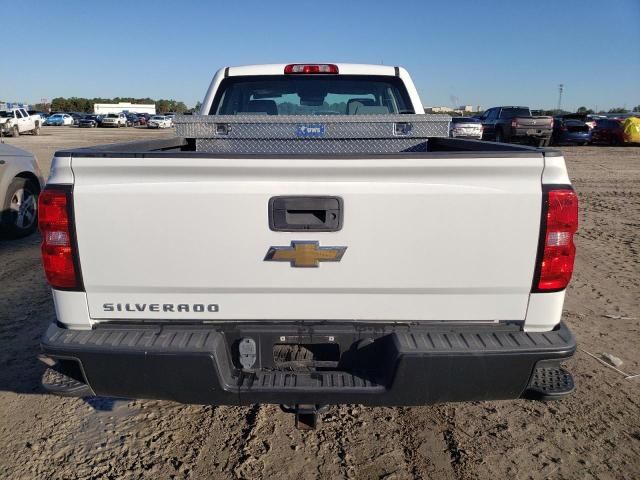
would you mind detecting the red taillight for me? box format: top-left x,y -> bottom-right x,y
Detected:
534,188 -> 578,292
511,119 -> 518,128
38,187 -> 80,289
284,64 -> 339,74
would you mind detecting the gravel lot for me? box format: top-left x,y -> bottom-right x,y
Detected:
0,127 -> 638,479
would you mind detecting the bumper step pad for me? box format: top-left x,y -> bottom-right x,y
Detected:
41,366 -> 93,397
523,366 -> 575,400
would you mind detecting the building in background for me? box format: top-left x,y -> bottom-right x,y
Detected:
1,102 -> 31,111
94,102 -> 156,115
427,106 -> 455,113
426,105 -> 481,115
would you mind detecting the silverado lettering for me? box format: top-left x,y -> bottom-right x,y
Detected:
102,303 -> 219,313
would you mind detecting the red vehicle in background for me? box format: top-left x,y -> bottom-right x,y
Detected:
137,113 -> 149,126
591,119 -> 625,145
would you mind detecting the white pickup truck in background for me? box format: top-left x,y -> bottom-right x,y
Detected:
0,108 -> 42,137
38,63 -> 578,428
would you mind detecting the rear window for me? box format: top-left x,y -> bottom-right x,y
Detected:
451,117 -> 480,123
211,75 -> 413,115
598,120 -> 619,128
500,108 -> 530,118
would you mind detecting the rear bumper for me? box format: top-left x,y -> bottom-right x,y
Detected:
40,321 -> 576,406
450,133 -> 483,139
512,129 -> 552,139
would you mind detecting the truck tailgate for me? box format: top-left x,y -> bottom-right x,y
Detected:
70,154 -> 543,322
515,117 -> 551,129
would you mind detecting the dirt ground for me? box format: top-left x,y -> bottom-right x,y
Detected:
0,127 -> 638,479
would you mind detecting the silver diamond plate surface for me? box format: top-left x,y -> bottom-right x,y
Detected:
176,114 -> 450,138
175,114 -> 449,154
195,138 -> 428,154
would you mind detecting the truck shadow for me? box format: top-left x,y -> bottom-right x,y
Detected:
0,232 -> 58,394
0,232 -> 126,412
83,396 -> 124,411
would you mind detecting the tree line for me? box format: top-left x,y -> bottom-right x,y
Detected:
33,97 -> 191,114
575,106 -> 640,115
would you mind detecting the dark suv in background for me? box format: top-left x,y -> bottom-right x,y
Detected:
78,114 -> 103,128
479,106 -> 553,146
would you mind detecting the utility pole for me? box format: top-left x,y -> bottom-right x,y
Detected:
557,84 -> 564,113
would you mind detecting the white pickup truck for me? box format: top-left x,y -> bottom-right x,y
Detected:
0,108 -> 42,137
38,64 -> 577,428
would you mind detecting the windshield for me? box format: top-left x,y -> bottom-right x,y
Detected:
452,117 -> 479,123
152,116 -> 165,120
211,75 -> 413,115
106,114 -> 118,118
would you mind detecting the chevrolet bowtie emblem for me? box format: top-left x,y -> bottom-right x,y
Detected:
264,241 -> 347,268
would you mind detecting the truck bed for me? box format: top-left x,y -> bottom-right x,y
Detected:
56,135 -> 555,157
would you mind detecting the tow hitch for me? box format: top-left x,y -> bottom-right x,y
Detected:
281,404 -> 327,430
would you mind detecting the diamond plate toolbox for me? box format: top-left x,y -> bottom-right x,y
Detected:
174,114 -> 451,154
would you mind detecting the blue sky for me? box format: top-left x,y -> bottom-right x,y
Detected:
3,0 -> 639,111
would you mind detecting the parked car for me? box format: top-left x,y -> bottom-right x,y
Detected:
591,119 -> 625,145
0,108 -> 43,136
38,63 -> 579,430
67,112 -> 84,126
449,117 -> 483,139
164,112 -> 177,123
147,115 -> 172,128
126,113 -> 140,127
101,113 -> 127,128
137,113 -> 150,125
551,118 -> 591,146
560,114 -> 597,130
479,106 -> 553,146
45,113 -> 74,126
78,115 -> 102,128
0,143 -> 44,238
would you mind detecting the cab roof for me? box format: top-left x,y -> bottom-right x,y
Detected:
226,63 -> 398,77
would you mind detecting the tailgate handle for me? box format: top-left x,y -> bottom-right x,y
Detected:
269,196 -> 343,232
